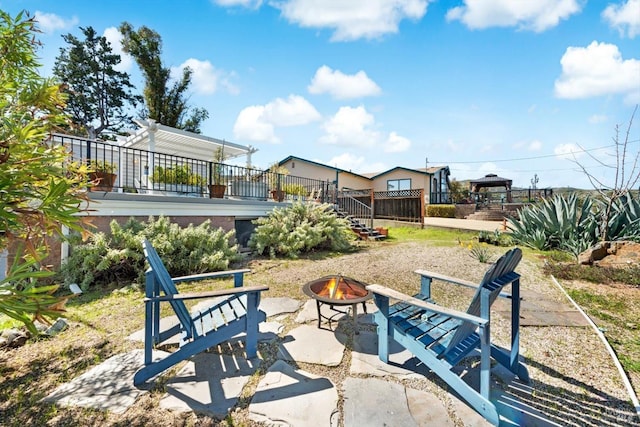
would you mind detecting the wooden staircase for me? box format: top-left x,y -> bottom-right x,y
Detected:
334,208 -> 386,240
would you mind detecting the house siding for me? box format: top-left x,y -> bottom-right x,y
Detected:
372,170 -> 430,192
281,158 -> 371,190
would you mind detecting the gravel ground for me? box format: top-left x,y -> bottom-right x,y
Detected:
2,240 -> 637,426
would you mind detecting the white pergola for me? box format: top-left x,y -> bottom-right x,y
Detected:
122,119 -> 257,166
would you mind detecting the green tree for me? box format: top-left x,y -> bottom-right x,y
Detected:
118,22 -> 209,133
0,11 -> 90,333
448,178 -> 468,203
53,26 -> 140,139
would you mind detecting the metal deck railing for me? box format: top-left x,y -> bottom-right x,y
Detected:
50,133 -> 335,202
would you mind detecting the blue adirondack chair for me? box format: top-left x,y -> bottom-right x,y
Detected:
134,239 -> 269,386
367,247 -> 529,426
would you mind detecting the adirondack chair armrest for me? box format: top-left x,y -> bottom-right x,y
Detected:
145,284 -> 269,302
414,269 -> 479,288
414,269 -> 514,300
172,268 -> 251,284
367,284 -> 487,326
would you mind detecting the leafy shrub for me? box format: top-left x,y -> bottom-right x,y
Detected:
151,164 -> 205,185
249,203 -> 355,258
60,216 -> 239,290
477,230 -> 513,247
426,204 -> 455,218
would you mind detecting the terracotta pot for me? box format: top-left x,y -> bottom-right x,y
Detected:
209,184 -> 226,198
270,190 -> 284,202
89,172 -> 116,192
375,227 -> 388,237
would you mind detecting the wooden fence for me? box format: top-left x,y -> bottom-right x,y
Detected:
337,189 -> 424,224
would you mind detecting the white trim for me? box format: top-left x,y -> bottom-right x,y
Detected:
84,194 -> 282,218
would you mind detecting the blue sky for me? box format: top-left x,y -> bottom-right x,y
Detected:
3,0 -> 640,189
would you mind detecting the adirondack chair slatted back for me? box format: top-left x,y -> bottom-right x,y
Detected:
142,240 -> 194,337
444,248 -> 522,353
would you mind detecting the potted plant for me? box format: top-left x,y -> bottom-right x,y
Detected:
267,163 -> 289,201
88,160 -> 117,192
151,164 -> 206,196
209,147 -> 227,198
283,183 -> 306,201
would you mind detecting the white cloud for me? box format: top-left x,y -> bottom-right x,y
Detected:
213,0 -> 263,8
234,105 -> 278,143
602,0 -> 640,38
308,65 -> 381,99
263,95 -> 322,126
384,132 -> 411,153
34,11 -> 78,34
528,140 -> 543,151
319,105 -> 381,147
554,143 -> 585,160
446,0 -> 582,32
589,114 -> 608,124
233,95 -> 321,143
103,27 -> 132,72
327,153 -> 367,172
172,59 -> 239,95
275,0 -> 429,41
554,41 -> 640,103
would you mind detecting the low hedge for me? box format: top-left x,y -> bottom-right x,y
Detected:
426,204 -> 456,218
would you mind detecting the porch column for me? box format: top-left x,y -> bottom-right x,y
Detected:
146,120 -> 158,186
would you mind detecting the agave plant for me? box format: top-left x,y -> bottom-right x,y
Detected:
508,193 -> 598,251
603,193 -> 640,242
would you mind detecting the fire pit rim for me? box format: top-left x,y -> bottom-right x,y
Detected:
302,274 -> 373,305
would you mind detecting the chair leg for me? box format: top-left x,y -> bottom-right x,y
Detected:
374,294 -> 390,363
245,293 -> 259,358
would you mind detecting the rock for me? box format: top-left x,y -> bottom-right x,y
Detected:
1,328 -> 29,348
578,242 -> 610,265
579,241 -> 640,267
45,318 -> 69,336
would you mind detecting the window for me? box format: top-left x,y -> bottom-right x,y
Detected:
387,178 -> 410,191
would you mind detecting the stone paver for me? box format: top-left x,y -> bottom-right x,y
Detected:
249,360 -> 339,426
160,352 -> 259,417
278,325 -> 346,366
43,349 -> 162,414
343,377 -> 449,427
350,331 -> 428,379
259,297 -> 302,317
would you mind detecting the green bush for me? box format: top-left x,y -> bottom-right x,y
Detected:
151,164 -> 205,185
426,204 -> 455,218
249,203 -> 355,258
60,216 -> 239,290
478,230 -> 513,247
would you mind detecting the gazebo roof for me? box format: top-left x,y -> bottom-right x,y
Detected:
121,119 -> 255,162
469,173 -> 512,187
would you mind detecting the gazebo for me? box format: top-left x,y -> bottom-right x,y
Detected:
469,173 -> 513,203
